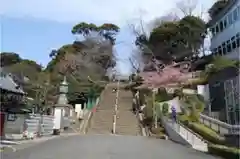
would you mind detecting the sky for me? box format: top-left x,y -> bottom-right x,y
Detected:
0,0 -> 216,75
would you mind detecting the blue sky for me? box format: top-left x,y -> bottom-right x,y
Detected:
1,0 -> 215,75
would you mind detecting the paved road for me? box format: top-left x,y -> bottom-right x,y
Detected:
2,134 -> 220,159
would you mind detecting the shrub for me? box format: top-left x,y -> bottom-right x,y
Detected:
142,117 -> 153,127
177,114 -> 190,125
188,122 -> 225,145
162,103 -> 169,115
208,144 -> 240,159
173,88 -> 184,98
143,96 -> 153,118
150,127 -> 165,134
155,88 -> 173,102
150,127 -> 167,139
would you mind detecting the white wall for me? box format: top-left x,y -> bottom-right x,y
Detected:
75,104 -> 83,119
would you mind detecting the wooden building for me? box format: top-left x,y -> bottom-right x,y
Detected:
0,67 -> 25,137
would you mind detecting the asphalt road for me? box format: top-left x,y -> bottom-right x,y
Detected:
1,134 -> 221,159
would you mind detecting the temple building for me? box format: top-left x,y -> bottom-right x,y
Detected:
0,67 -> 26,137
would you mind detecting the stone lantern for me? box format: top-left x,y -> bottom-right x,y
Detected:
53,76 -> 73,135
58,76 -> 68,107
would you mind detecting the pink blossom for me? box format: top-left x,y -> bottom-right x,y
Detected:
139,65 -> 193,88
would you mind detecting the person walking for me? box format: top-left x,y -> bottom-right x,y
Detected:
171,106 -> 177,122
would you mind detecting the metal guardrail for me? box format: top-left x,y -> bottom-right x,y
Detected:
199,114 -> 240,135
180,103 -> 240,135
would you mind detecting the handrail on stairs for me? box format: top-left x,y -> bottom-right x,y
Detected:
112,80 -> 120,134
174,120 -> 209,152
176,120 -> 209,144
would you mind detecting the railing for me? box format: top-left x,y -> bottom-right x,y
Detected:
134,92 -> 148,136
112,80 -> 120,134
168,119 -> 208,152
199,114 -> 240,135
180,103 -> 240,135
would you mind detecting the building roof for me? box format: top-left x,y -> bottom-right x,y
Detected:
208,0 -> 238,26
0,67 -> 25,94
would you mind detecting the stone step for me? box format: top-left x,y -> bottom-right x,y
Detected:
116,131 -> 141,136
90,126 -> 112,130
88,86 -> 140,135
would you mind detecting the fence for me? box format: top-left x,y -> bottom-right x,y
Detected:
199,114 -> 240,135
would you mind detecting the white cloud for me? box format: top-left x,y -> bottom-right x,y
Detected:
1,0 -> 215,26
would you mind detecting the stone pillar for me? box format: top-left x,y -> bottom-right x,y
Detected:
53,108 -> 63,135
75,104 -> 83,119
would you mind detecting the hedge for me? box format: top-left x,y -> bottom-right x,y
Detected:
151,127 -> 165,134
162,103 -> 169,116
178,115 -> 225,145
208,144 -> 240,159
188,122 -> 225,145
150,127 -> 167,139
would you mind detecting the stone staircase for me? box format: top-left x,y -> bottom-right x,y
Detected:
87,85 -> 115,134
115,90 -> 141,136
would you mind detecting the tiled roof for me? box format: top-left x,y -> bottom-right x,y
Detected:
0,67 -> 25,94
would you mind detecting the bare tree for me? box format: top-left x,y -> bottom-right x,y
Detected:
57,36 -> 116,82
128,12 -> 179,68
176,0 -> 198,16
128,49 -> 144,73
148,12 -> 180,31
